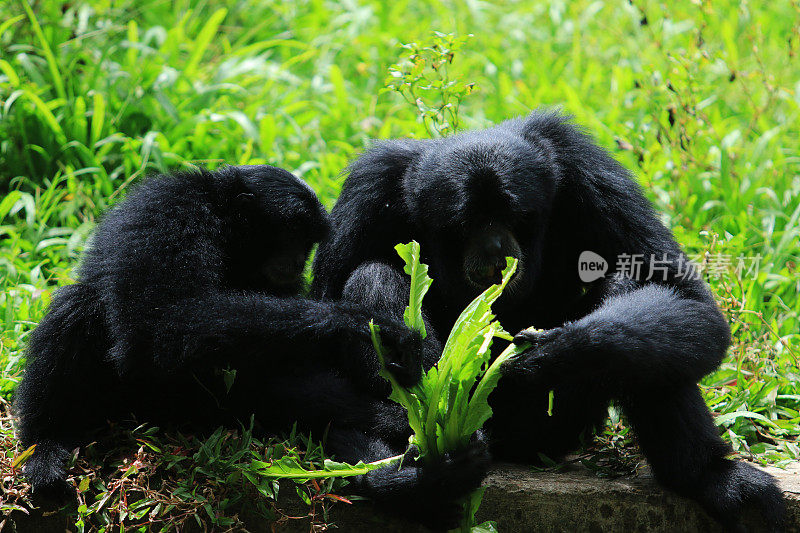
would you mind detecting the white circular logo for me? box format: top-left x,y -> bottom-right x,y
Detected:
578,251 -> 608,282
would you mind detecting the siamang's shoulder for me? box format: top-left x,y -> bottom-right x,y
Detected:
331,139 -> 433,216
78,169 -> 227,280
115,169 -> 224,214
97,168 -> 244,231
501,111 -> 637,190
348,139 -> 430,178
503,112 -> 674,251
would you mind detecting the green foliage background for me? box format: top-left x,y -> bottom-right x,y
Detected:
0,0 -> 798,526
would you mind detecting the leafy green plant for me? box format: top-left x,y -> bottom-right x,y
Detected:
251,242 -> 535,531
383,32 -> 477,137
370,242 -> 534,532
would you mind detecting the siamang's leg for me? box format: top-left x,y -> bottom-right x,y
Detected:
14,284 -> 115,494
622,384 -> 785,532
509,277 -> 784,528
338,261 -> 443,396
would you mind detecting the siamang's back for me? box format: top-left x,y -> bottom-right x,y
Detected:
80,171 -> 231,374
80,170 -> 224,288
14,168 -> 264,492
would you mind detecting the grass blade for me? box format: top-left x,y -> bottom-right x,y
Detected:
184,8 -> 227,78
19,0 -> 65,99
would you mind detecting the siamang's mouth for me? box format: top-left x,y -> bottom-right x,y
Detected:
466,260 -> 521,290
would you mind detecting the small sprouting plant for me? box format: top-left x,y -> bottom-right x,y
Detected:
383,32 -> 477,137
370,242 -> 534,532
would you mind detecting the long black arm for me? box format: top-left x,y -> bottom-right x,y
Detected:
150,291 -> 419,381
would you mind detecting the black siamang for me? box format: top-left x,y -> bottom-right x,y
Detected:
14,165 -> 486,529
312,112 -> 785,530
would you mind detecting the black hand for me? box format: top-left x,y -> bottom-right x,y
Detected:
376,321 -> 424,388
412,433 -> 491,531
504,326 -> 566,382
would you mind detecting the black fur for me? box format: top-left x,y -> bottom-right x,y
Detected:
14,165 -> 484,529
312,112 -> 786,531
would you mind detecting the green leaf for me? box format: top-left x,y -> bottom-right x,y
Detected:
470,521 -> 500,533
436,257 -> 520,447
714,410 -> 778,428
371,247 -> 528,530
395,241 -> 433,338
184,8 -> 228,78
296,486 -> 311,505
462,486 -> 486,532
222,367 -> 237,394
22,89 -> 66,145
0,191 -> 22,224
249,454 -> 403,479
91,92 -> 105,146
0,14 -> 24,40
19,0 -> 65,99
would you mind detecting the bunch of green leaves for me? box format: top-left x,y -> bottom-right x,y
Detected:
370,242 -> 533,532
383,32 -> 477,137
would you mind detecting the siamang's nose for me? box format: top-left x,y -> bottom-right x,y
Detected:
485,236 -> 503,255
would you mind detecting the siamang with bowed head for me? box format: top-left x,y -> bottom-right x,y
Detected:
15,165 -> 486,530
312,112 -> 785,530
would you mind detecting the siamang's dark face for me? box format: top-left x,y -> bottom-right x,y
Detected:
462,221 -> 522,290
259,236 -> 314,294
228,166 -> 329,294
404,131 -> 556,300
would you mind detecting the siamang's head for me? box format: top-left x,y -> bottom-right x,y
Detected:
401,124 -> 558,302
221,165 -> 329,294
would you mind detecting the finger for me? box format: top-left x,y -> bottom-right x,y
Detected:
513,327 -> 541,344
513,332 -> 535,344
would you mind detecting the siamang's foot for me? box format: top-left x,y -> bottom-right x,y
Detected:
23,453 -> 75,502
376,322 -> 424,388
695,459 -> 785,533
